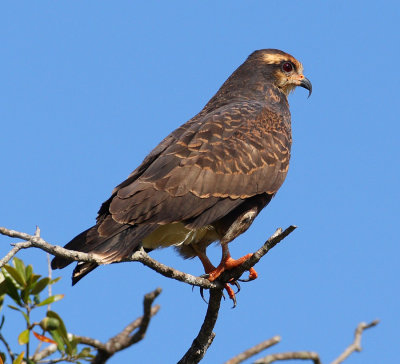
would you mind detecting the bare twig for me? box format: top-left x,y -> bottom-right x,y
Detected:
225,336 -> 281,364
91,288 -> 162,364
253,319 -> 379,364
32,342 -> 58,361
178,288 -> 223,364
255,351 -> 321,364
0,241 -> 31,267
0,332 -> 15,362
330,320 -> 379,364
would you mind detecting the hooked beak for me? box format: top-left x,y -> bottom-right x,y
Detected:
299,77 -> 312,98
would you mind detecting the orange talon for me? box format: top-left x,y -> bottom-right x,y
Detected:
224,283 -> 237,308
208,253 -> 254,282
248,267 -> 258,280
194,245 -> 257,307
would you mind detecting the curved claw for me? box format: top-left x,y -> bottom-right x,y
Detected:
238,267 -> 258,282
199,287 -> 208,304
231,280 -> 241,293
231,294 -> 237,309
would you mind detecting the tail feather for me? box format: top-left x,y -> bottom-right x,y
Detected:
51,228 -> 93,269
51,223 -> 158,284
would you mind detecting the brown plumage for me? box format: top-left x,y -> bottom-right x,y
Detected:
51,49 -> 311,287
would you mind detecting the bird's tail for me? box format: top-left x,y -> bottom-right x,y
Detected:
51,223 -> 156,285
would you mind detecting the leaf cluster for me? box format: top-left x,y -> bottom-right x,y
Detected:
0,258 -> 93,364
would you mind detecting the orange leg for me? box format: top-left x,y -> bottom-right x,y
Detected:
207,243 -> 258,282
194,244 -> 257,306
195,247 -> 239,303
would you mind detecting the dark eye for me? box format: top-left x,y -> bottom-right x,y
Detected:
282,62 -> 293,73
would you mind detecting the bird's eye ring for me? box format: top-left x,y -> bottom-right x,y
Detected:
282,62 -> 294,73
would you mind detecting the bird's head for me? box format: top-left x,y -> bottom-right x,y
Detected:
249,49 -> 312,98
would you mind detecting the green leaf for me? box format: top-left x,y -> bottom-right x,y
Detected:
49,329 -> 65,353
36,294 -> 64,307
13,351 -> 24,364
21,288 -> 30,305
47,311 -> 68,339
13,258 -> 26,280
18,329 -> 29,345
47,311 -> 73,354
0,295 -> 4,311
50,277 -> 61,284
7,304 -> 22,312
3,277 -> 22,305
0,352 -> 6,364
30,277 -> 50,295
3,266 -> 25,287
0,281 -> 7,296
25,265 -> 33,281
77,347 -> 93,359
30,274 -> 41,284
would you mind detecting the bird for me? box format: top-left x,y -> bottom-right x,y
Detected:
52,49 -> 311,301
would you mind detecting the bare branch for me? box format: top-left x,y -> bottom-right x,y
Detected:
330,320 -> 379,364
32,342 -> 58,362
31,289 -> 161,363
91,288 -> 162,364
129,249 -> 220,289
0,226 -> 296,294
224,336 -> 281,364
255,351 -> 321,364
72,336 -> 107,352
178,288 -> 223,364
0,226 -> 220,290
0,241 -> 31,267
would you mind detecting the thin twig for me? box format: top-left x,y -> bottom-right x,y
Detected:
0,332 -> 15,362
330,320 -> 379,364
0,241 -> 31,267
225,336 -> 281,364
91,288 -> 162,364
255,351 -> 321,364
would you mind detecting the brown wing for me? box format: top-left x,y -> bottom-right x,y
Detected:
106,100 -> 291,230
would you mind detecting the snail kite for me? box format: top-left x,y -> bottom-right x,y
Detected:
52,49 -> 312,299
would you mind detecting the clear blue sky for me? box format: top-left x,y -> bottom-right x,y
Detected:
1,1 -> 399,363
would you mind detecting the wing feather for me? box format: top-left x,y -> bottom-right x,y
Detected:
105,101 -> 291,227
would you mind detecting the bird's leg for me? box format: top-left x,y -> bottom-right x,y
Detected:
207,243 -> 258,282
194,246 -> 240,306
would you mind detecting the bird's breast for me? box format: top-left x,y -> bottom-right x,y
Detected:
141,222 -> 219,249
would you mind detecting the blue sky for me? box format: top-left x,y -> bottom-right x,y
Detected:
1,1 -> 399,363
